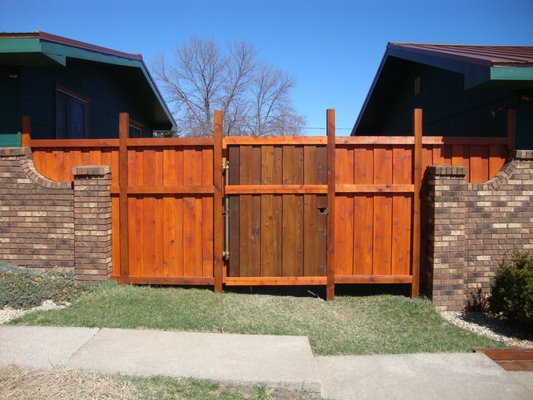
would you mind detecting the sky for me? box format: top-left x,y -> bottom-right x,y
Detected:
1,0 -> 532,135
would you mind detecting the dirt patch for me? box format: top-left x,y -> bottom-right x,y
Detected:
0,365 -> 136,400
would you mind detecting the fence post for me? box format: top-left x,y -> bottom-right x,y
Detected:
118,113 -> 130,282
326,109 -> 336,301
411,108 -> 423,298
506,108 -> 516,152
213,110 -> 224,293
21,116 -> 31,147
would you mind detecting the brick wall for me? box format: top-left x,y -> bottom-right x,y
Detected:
425,150 -> 533,311
0,148 -> 112,280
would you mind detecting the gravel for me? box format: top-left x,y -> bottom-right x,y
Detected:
0,300 -> 67,324
441,311 -> 533,348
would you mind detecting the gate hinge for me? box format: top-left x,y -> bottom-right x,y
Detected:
223,251 -> 230,261
223,159 -> 230,171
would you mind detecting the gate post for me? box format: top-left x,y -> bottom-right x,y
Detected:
326,109 -> 336,301
213,110 -> 224,292
411,108 -> 423,297
118,112 -> 130,282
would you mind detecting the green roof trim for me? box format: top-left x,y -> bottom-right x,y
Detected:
0,133 -> 21,148
490,66 -> 533,81
0,37 -> 42,53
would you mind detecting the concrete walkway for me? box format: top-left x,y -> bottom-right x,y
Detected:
1,325 -> 532,399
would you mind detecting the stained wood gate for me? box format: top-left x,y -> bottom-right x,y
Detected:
25,108 -> 512,300
225,138 -> 329,285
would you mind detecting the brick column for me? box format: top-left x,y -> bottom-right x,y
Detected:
73,166 -> 112,281
425,166 -> 468,311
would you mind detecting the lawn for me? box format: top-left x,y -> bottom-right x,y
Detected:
10,281 -> 503,355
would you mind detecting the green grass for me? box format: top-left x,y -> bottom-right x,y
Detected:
10,282 -> 503,355
122,375 -> 317,400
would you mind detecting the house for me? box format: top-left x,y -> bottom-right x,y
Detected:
0,31 -> 176,142
352,43 -> 533,149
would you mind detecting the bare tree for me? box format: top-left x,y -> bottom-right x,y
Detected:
152,37 -> 305,137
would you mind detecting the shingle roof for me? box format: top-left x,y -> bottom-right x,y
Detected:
388,43 -> 533,67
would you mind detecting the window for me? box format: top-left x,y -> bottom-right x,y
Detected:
414,76 -> 421,96
55,86 -> 89,139
129,119 -> 144,138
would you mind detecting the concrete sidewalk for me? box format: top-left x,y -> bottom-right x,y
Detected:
1,325 -> 532,399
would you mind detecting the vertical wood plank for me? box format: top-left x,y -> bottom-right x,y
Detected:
412,108 -> 423,298
228,146 -> 240,277
282,194 -> 303,276
326,109 -> 336,300
154,196 -> 164,276
470,145 -> 489,183
392,146 -> 413,276
373,147 -> 393,275
261,146 -> 282,276
489,145 -> 507,178
183,197 -> 196,277
118,113 -> 129,281
213,110 -> 224,290
353,195 -> 373,275
303,145 -> 327,276
112,196 -> 121,276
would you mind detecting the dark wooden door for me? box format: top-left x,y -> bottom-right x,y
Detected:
227,143 -> 327,279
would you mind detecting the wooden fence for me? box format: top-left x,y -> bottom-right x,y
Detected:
24,108 -> 513,299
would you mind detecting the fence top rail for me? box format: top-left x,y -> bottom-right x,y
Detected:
29,137 -> 214,149
223,136 -> 327,146
337,136 -> 510,146
28,135 -> 510,149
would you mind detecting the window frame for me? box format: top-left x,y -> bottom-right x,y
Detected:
129,118 -> 145,138
55,84 -> 90,139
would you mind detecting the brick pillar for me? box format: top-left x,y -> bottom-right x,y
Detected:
425,166 -> 468,311
73,166 -> 112,281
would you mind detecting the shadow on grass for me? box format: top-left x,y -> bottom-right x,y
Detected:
147,283 -> 412,299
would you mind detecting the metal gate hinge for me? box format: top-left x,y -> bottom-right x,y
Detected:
223,251 -> 230,260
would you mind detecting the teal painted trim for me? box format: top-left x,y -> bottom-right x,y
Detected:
0,133 -> 21,147
41,42 -> 141,68
490,67 -> 533,81
0,38 -> 41,53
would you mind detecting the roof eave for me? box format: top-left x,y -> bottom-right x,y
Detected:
351,47 -> 390,135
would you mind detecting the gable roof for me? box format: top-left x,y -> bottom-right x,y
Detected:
352,43 -> 533,135
0,31 -> 176,131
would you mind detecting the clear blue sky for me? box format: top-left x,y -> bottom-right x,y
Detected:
1,0 -> 532,135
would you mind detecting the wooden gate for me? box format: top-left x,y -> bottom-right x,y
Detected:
225,138 -> 329,285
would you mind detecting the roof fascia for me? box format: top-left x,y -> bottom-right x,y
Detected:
351,48 -> 389,135
490,66 -> 533,81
